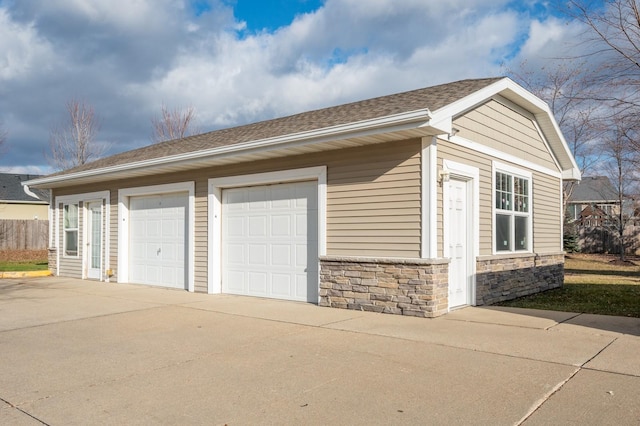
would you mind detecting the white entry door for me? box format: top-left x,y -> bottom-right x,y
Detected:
86,201 -> 102,280
129,193 -> 188,289
222,181 -> 318,302
448,178 -> 472,307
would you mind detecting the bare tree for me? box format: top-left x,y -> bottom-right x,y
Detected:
47,99 -> 106,170
600,112 -> 640,260
151,104 -> 199,144
566,0 -> 640,107
508,60 -> 604,172
507,60 -> 606,219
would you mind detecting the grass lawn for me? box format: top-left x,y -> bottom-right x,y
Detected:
0,261 -> 49,271
0,250 -> 49,272
497,254 -> 640,318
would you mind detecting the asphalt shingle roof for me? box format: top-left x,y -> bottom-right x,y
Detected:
49,77 -> 503,177
0,173 -> 49,202
568,176 -> 618,202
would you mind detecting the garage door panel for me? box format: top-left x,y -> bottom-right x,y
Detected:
227,244 -> 245,265
226,190 -> 247,209
248,244 -> 267,265
129,192 -> 187,289
295,274 -> 308,298
295,213 -> 308,236
248,272 -> 267,293
295,244 -> 308,268
271,244 -> 291,266
222,181 -> 318,302
227,217 -> 245,237
147,220 -> 162,237
271,215 -> 291,236
226,270 -> 245,293
249,216 -> 267,236
272,274 -> 291,296
249,187 -> 267,208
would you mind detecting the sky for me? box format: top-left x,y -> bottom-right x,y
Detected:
0,0 -> 590,174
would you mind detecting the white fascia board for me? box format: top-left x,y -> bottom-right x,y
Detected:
25,109 -> 433,188
562,168 -> 582,181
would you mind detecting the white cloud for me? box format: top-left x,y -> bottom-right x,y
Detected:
0,9 -> 56,81
0,0 -> 591,171
517,17 -> 585,61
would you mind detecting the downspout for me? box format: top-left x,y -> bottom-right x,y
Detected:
22,183 -> 41,200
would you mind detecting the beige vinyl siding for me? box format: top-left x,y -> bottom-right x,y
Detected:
57,201 -> 83,278
109,191 -> 118,282
193,184 -> 208,292
0,203 -> 48,220
532,172 -> 562,252
325,141 -> 421,258
437,138 -> 562,256
454,100 -> 557,170
52,138 -> 422,291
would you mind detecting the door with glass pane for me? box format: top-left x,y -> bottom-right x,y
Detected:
86,202 -> 103,279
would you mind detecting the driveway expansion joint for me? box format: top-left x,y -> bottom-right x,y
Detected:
515,367 -> 581,425
1,396 -> 49,425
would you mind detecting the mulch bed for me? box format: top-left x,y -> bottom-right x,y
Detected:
0,250 -> 48,262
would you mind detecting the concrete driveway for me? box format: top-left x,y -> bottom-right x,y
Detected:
1,277 -> 638,425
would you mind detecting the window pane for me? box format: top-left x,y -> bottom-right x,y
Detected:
64,204 -> 78,228
495,172 -> 512,210
91,208 -> 101,268
515,216 -> 527,251
496,214 -> 511,251
65,230 -> 78,255
514,177 -> 528,212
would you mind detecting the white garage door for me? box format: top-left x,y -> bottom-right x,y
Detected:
222,181 -> 318,302
129,192 -> 188,289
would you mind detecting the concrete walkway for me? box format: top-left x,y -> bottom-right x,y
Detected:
1,277 -> 638,425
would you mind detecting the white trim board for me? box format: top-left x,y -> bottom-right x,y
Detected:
492,161 -> 533,255
449,135 -> 562,179
208,166 -> 327,295
421,137 -> 438,258
118,182 -> 195,292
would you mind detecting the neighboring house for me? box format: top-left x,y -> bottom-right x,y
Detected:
25,77 -> 580,317
578,205 -> 611,228
566,176 -> 634,226
0,173 -> 49,220
566,175 -> 640,254
566,176 -> 618,224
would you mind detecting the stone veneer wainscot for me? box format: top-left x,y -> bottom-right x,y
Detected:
48,248 -> 57,274
319,256 -> 450,318
475,252 -> 565,305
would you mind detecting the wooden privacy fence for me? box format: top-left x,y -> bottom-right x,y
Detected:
0,220 -> 49,250
578,225 -> 640,255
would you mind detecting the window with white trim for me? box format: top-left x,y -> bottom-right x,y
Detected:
64,203 -> 79,256
495,168 -> 531,252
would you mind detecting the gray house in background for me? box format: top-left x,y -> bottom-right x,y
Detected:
566,176 -> 618,223
0,173 -> 49,220
24,77 -> 580,317
566,176 -> 635,227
